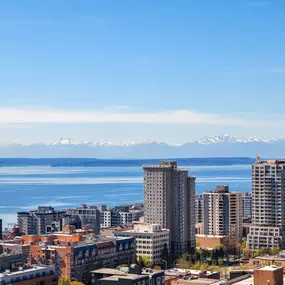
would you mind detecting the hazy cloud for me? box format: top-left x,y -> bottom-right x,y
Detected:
246,1 -> 267,7
0,107 -> 282,128
270,68 -> 285,73
0,123 -> 31,129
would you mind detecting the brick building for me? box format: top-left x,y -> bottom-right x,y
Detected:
18,230 -> 135,283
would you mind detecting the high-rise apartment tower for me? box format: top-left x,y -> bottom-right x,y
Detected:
143,161 -> 195,255
195,194 -> 204,225
247,158 -> 285,249
203,186 -> 243,241
242,192 -> 252,219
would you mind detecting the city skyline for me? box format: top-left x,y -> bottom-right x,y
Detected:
1,1 -> 285,143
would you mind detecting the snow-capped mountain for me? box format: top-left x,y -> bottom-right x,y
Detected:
0,135 -> 283,158
50,137 -> 79,146
197,134 -> 277,145
48,138 -> 168,147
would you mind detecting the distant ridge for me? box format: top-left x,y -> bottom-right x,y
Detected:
0,135 -> 283,158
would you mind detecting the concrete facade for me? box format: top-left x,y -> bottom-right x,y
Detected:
17,206 -> 66,235
242,192 -> 252,219
66,204 -> 101,234
114,223 -> 169,264
203,186 -> 243,241
247,158 -> 285,250
143,161 -> 196,256
100,208 -> 143,229
195,195 -> 203,225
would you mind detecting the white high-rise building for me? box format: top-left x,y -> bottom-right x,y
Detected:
247,158 -> 285,250
203,186 -> 243,241
143,161 -> 196,255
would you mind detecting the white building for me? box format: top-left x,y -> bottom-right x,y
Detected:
113,223 -> 169,265
247,158 -> 285,250
203,186 -> 243,241
100,209 -> 144,229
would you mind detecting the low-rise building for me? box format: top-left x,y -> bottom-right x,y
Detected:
0,243 -> 30,260
0,253 -> 24,272
113,223 -> 169,265
91,265 -> 165,285
164,269 -> 220,281
247,225 -> 282,250
20,230 -> 136,283
249,254 -> 285,268
0,265 -> 58,285
254,265 -> 283,285
196,235 -> 228,250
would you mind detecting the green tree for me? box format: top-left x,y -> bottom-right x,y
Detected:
58,278 -> 70,285
195,249 -> 202,261
271,247 -> 281,255
240,240 -> 247,249
138,256 -> 152,268
181,252 -> 190,262
242,248 -> 253,259
253,248 -> 265,257
218,257 -> 224,266
117,264 -> 128,268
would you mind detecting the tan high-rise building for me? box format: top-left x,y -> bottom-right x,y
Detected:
203,186 -> 243,241
247,158 -> 285,250
143,161 -> 195,255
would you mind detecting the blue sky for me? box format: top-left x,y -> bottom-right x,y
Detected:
1,0 -> 285,144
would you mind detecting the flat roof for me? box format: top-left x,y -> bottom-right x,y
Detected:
253,255 -> 285,260
231,277 -> 254,285
196,234 -> 227,238
178,279 -> 221,284
234,276 -> 285,284
100,274 -> 146,281
91,268 -> 126,275
0,266 -> 54,278
258,265 -> 282,271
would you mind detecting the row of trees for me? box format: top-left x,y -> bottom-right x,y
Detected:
175,239 -> 281,269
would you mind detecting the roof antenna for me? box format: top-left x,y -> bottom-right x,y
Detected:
256,154 -> 260,162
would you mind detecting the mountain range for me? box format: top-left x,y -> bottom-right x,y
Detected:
0,134 -> 284,158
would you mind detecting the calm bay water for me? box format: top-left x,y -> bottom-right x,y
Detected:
0,158 -> 253,226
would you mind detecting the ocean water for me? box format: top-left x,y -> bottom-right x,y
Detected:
0,158 -> 253,226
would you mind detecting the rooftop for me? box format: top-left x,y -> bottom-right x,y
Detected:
258,265 -> 282,271
91,268 -> 126,276
178,279 -> 221,284
255,158 -> 285,165
196,234 -> 227,238
0,265 -> 55,278
100,274 -> 146,281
